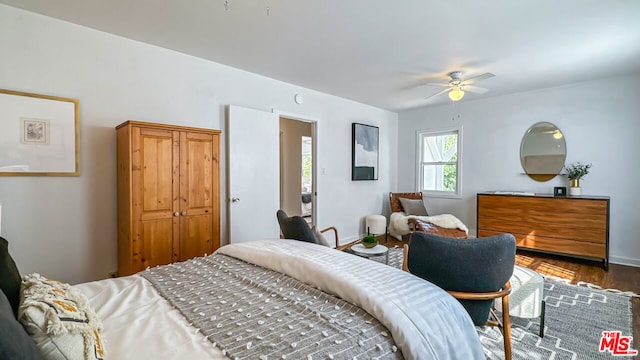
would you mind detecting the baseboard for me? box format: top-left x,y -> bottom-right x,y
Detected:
609,256 -> 640,268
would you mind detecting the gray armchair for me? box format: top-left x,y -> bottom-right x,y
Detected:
276,210 -> 339,247
403,232 -> 516,360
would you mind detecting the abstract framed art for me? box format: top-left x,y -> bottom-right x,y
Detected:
352,123 -> 379,180
0,89 -> 79,176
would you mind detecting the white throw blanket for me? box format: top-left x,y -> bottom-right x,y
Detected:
217,239 -> 485,360
389,212 -> 468,239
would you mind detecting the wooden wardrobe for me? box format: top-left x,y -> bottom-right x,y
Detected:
116,121 -> 221,276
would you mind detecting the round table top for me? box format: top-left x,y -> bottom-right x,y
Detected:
350,243 -> 388,256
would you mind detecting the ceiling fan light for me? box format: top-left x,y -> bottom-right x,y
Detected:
448,87 -> 465,101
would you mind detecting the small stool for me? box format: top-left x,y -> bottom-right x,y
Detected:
365,215 -> 387,243
496,266 -> 546,337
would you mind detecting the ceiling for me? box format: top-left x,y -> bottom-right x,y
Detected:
3,0 -> 640,112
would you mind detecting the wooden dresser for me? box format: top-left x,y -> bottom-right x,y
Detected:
477,192 -> 610,269
116,121 -> 221,276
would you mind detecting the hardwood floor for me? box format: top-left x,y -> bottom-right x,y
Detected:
349,235 -> 640,341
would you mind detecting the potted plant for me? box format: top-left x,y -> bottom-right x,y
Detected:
362,234 -> 378,248
564,162 -> 592,196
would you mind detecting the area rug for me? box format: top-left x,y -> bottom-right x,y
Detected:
376,247 -> 636,359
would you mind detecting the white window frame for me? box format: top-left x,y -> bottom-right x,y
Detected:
415,126 -> 462,198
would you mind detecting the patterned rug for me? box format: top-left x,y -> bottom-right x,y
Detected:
376,247 -> 636,359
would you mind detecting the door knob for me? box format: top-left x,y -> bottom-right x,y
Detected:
231,197 -> 240,203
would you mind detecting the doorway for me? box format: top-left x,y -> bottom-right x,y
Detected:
279,117 -> 316,226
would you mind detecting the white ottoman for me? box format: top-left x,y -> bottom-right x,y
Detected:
365,215 -> 387,242
495,266 -> 546,337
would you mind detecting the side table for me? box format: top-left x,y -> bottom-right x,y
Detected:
350,243 -> 389,264
496,266 -> 546,337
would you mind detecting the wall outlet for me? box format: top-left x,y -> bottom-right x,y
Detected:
108,271 -> 117,278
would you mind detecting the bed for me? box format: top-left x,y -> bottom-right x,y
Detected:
2,238 -> 485,359
388,192 -> 468,240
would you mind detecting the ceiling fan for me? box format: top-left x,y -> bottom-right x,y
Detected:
424,71 -> 495,102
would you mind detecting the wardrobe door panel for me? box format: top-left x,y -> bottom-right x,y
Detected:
180,214 -> 214,261
132,127 -> 180,272
181,132 -> 214,209
139,220 -> 174,268
179,131 -> 219,256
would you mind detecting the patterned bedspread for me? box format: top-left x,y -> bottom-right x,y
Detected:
141,253 -> 402,359
142,240 -> 485,359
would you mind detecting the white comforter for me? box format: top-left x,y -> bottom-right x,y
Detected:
74,275 -> 226,359
75,239 -> 484,359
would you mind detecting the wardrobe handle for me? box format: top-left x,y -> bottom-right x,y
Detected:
181,211 -> 187,216
174,212 -> 179,217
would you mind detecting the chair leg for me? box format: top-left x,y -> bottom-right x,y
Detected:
402,245 -> 409,272
539,300 -> 546,338
501,294 -> 512,360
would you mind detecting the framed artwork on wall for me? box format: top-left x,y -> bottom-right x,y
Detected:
0,89 -> 79,176
352,122 -> 379,180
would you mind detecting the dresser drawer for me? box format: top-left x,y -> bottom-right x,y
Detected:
478,230 -> 606,259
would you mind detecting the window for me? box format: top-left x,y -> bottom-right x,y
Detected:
416,127 -> 461,197
301,136 -> 312,193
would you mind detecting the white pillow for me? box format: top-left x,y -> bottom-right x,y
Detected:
312,226 -> 332,247
19,273 -> 105,360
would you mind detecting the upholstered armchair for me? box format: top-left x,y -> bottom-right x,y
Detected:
403,232 -> 516,360
276,210 -> 339,247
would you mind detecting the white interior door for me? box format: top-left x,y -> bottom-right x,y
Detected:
228,105 -> 280,243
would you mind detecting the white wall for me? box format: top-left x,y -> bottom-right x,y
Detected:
0,5 -> 398,283
398,73 -> 640,267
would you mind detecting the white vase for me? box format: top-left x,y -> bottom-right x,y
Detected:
569,186 -> 582,196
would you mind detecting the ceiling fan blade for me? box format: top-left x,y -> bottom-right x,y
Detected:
424,87 -> 450,100
464,85 -> 489,94
461,72 -> 495,85
423,82 -> 450,87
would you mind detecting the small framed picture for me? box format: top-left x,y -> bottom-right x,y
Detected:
21,118 -> 50,145
554,186 -> 567,197
1,88 -> 79,176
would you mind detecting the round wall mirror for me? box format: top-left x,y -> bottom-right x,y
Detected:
520,122 -> 566,181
